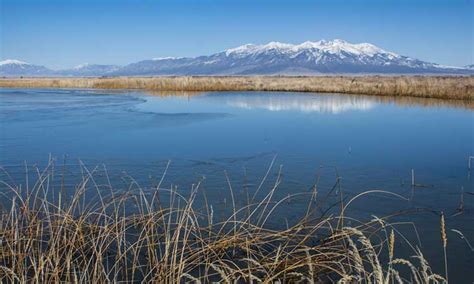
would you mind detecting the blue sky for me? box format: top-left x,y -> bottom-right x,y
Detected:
1,0 -> 472,69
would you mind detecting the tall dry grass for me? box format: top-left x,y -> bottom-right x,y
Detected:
0,76 -> 472,100
0,160 -> 449,283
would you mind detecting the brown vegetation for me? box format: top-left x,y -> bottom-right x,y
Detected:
0,160 -> 448,282
0,76 -> 472,100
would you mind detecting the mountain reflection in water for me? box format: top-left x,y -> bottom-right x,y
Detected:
143,91 -> 473,114
219,93 -> 375,113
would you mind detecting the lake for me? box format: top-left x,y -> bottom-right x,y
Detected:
0,88 -> 473,282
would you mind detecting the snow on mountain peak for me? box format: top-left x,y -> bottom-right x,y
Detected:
225,44 -> 257,55
225,42 -> 296,56
225,39 -> 399,58
264,41 -> 294,50
152,56 -> 185,61
73,63 -> 91,69
0,59 -> 29,66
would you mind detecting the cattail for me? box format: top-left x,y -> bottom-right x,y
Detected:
389,229 -> 395,261
440,212 -> 447,248
441,211 -> 449,282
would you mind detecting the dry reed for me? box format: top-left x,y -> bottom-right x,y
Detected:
0,76 -> 472,100
440,212 -> 448,282
0,160 -> 448,283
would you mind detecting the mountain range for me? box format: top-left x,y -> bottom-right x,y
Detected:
1,40 -> 472,76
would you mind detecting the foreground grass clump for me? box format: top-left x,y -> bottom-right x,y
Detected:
0,75 -> 472,100
0,162 -> 447,283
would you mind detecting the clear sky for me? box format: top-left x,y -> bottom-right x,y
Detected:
1,0 -> 472,69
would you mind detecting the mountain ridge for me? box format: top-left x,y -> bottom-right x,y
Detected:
1,40 -> 472,76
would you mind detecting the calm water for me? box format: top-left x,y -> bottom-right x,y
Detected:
0,88 -> 473,281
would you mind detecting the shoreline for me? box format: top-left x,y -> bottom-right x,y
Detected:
0,76 -> 473,100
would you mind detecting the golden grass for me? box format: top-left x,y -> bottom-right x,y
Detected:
0,76 -> 472,100
0,160 -> 449,283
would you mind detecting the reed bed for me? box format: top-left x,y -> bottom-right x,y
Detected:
0,160 -> 448,283
1,76 -> 472,100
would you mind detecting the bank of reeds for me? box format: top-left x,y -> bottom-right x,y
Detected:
1,76 -> 472,100
0,161 -> 447,283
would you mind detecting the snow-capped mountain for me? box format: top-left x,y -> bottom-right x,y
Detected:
1,40 -> 472,76
0,60 -> 119,77
58,63 -> 120,76
113,39 -> 471,75
0,60 -> 52,76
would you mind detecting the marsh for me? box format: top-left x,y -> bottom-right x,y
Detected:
0,88 -> 473,282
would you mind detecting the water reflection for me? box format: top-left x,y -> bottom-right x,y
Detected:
372,95 -> 474,110
218,93 -> 376,114
143,91 -> 474,112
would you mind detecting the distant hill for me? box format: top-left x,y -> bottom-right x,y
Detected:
1,40 -> 472,76
0,59 -> 53,76
57,63 -> 120,77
